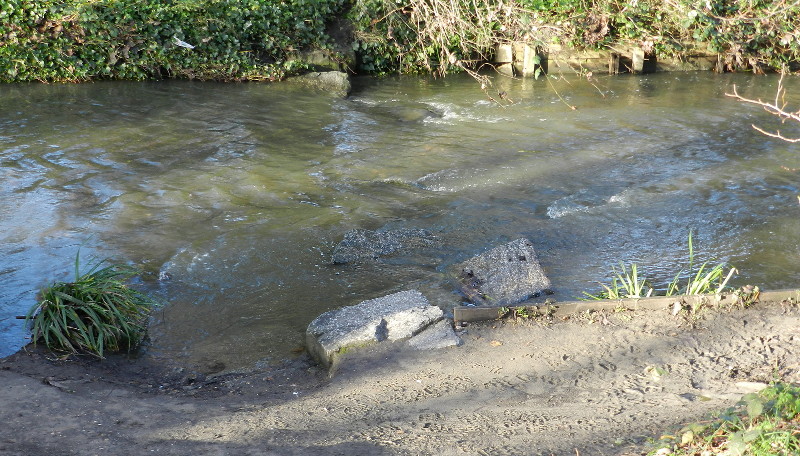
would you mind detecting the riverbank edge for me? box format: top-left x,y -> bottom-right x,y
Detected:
3,1 -> 799,84
4,288 -> 797,386
1,290 -> 798,455
455,288 -> 800,324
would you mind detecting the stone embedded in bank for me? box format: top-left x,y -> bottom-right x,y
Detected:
306,290 -> 443,368
407,319 -> 462,350
455,238 -> 551,306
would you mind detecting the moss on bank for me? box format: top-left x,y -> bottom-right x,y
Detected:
2,0 -> 800,83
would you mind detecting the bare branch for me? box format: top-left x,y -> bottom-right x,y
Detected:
751,124 -> 800,143
725,74 -> 800,142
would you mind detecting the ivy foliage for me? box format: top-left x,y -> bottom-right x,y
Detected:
0,0 -> 345,82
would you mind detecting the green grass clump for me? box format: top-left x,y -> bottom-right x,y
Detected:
582,262 -> 653,300
665,230 -> 736,297
25,252 -> 159,358
582,230 -> 736,301
650,383 -> 800,455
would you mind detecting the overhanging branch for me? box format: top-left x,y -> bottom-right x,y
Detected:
725,73 -> 800,142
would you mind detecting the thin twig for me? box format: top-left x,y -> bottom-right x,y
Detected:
751,125 -> 800,143
725,74 -> 800,142
546,74 -> 577,110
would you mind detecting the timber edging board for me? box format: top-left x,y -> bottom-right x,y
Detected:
453,289 -> 800,323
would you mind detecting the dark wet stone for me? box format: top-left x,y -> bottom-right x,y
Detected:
454,238 -> 551,306
332,228 -> 436,264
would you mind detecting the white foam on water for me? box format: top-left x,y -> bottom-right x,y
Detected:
607,191 -> 631,206
546,199 -> 591,219
422,101 -> 508,125
546,189 -> 626,219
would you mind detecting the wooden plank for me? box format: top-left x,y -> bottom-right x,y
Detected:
609,53 -> 620,75
453,289 -> 800,323
541,41 -> 721,74
544,44 -> 617,74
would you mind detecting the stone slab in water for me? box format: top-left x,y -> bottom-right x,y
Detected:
332,228 -> 435,264
306,290 -> 443,368
407,319 -> 462,350
455,238 -> 551,306
290,71 -> 351,97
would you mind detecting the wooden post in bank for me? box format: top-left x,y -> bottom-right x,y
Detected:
513,42 -> 541,77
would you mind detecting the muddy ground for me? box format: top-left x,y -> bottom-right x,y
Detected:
1,299 -> 799,456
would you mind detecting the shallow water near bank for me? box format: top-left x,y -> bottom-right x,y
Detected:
1,73 -> 798,369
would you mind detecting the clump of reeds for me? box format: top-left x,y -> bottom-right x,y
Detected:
26,251 -> 159,358
583,231 -> 736,301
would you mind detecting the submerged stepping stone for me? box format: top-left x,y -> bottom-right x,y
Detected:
331,228 -> 436,264
290,71 -> 351,97
455,238 -> 551,306
306,290 -> 442,368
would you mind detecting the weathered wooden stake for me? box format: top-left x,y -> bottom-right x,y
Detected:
609,53 -> 620,74
512,43 -> 539,77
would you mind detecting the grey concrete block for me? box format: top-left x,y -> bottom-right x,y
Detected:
306,290 -> 443,368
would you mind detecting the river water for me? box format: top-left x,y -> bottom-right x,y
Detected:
1,73 -> 798,370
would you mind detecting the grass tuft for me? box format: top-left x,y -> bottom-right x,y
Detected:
582,262 -> 653,300
25,251 -> 159,358
666,230 -> 736,297
582,230 -> 737,301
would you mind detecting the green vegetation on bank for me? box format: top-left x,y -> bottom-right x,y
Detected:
0,0 -> 345,82
25,252 -> 159,358
2,0 -> 800,82
350,0 -> 800,75
650,383 -> 800,456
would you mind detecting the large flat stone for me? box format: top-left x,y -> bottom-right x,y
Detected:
306,290 -> 442,368
455,238 -> 551,306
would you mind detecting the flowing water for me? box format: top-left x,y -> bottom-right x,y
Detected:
1,73 -> 799,370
